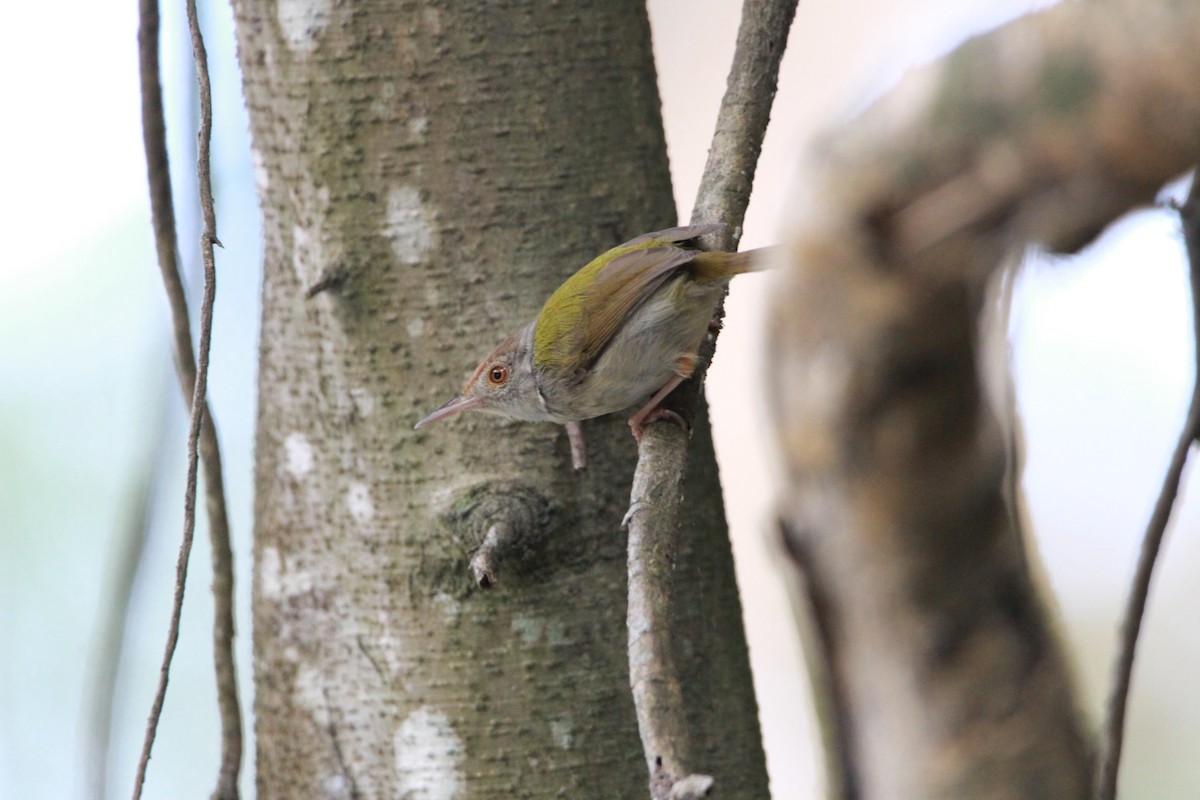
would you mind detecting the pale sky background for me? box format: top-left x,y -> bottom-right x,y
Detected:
2,1 -> 1198,798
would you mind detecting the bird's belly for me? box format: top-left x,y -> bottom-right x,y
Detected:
568,345 -> 681,419
553,279 -> 720,420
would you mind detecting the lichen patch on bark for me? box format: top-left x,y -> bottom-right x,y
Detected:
384,185 -> 437,266
346,482 -> 376,525
393,707 -> 465,800
276,0 -> 331,55
283,432 -> 314,477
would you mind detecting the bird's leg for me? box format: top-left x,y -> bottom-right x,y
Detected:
674,352 -> 697,379
628,376 -> 687,442
627,353 -> 697,442
565,420 -> 587,470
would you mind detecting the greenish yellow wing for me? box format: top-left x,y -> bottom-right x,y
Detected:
532,226 -> 722,375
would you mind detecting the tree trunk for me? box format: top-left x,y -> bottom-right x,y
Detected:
230,1 -> 768,797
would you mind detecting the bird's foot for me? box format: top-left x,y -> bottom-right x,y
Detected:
629,407 -> 690,443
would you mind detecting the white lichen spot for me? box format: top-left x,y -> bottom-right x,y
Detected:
260,546 -> 283,600
511,613 -> 544,644
406,316 -> 426,339
261,546 -> 316,600
408,116 -> 429,143
284,432 -> 315,477
421,8 -> 442,34
373,610 -> 404,676
384,185 -> 436,265
293,664 -> 330,727
349,386 -> 375,418
292,223 -> 320,289
432,592 -> 460,620
347,482 -> 375,525
371,84 -> 397,122
276,0 -> 332,54
394,707 -> 465,800
424,284 -> 441,308
544,619 -> 569,647
251,146 -> 269,194
430,484 -> 458,510
322,773 -> 350,799
549,716 -> 574,750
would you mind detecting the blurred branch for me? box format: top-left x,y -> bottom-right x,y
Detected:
85,382 -> 170,800
1097,171 -> 1200,800
766,1 -> 1200,797
777,521 -> 861,800
132,0 -> 241,798
624,1 -> 797,797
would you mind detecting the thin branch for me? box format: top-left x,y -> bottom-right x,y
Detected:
469,523 -> 516,589
691,0 -> 797,235
1097,172 -> 1200,800
623,1 -> 798,796
185,3 -> 242,796
131,1 -> 186,794
132,0 -> 241,797
625,432 -> 700,793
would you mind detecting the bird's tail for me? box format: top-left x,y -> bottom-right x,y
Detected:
689,246 -> 776,281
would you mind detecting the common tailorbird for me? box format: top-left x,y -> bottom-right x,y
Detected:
415,225 -> 768,468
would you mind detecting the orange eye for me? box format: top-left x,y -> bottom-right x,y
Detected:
488,365 -> 508,385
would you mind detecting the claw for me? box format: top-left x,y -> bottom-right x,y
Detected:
630,407 -> 690,443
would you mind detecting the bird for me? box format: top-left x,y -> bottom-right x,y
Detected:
414,224 -> 767,468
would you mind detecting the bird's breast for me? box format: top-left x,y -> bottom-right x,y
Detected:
539,275 -> 724,420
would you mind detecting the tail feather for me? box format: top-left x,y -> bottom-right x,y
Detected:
688,246 -> 775,281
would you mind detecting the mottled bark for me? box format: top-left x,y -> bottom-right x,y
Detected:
767,2 -> 1200,799
230,1 -> 767,797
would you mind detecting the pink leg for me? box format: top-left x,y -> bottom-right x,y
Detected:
628,353 -> 698,441
565,420 -> 587,470
633,379 -> 691,441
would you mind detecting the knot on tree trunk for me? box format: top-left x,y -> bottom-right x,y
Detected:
442,482 -> 557,588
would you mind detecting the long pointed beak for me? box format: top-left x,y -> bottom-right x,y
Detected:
414,395 -> 484,429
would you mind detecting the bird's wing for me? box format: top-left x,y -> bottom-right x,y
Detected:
618,224 -> 725,249
574,244 -> 699,369
533,225 -> 725,375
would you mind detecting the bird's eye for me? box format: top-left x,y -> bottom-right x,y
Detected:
488,365 -> 508,385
